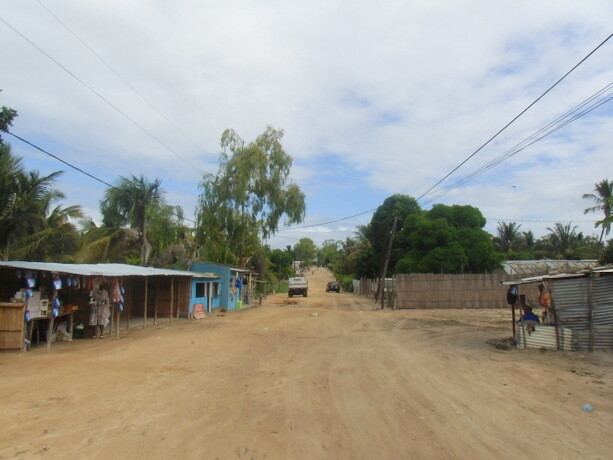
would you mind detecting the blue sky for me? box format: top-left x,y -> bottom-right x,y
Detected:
1,0 -> 612,250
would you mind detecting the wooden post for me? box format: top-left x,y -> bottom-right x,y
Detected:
110,303 -> 114,335
154,277 -> 159,325
143,277 -> 148,328
176,279 -> 181,319
46,316 -> 54,353
378,216 -> 399,309
170,277 -> 174,323
69,311 -> 74,342
126,277 -> 131,330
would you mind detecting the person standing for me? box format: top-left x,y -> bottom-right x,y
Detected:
89,283 -> 110,338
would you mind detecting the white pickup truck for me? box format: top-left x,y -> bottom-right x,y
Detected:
288,276 -> 308,297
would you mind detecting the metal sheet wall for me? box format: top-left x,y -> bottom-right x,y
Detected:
552,274 -> 613,351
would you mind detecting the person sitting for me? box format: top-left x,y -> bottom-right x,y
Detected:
520,306 -> 540,323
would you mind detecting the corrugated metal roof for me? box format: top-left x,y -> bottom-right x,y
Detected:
501,259 -> 598,276
0,261 -> 219,279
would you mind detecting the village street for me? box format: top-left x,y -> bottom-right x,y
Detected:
0,267 -> 611,459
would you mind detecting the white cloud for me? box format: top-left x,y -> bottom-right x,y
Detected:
1,0 -> 612,249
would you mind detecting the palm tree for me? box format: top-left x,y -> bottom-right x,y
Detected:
545,222 -> 582,259
583,179 -> 612,243
11,204 -> 83,261
100,175 -> 164,266
0,167 -> 64,260
75,219 -> 139,263
494,222 -> 522,253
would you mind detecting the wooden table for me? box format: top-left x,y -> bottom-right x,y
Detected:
25,311 -> 74,353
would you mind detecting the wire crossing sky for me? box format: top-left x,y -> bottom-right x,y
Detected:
1,1 -> 611,247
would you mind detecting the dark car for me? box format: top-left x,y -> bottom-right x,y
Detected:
326,281 -> 340,293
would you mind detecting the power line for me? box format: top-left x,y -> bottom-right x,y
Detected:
277,34 -> 612,232
278,209 -> 376,231
35,0 -> 209,157
488,218 -> 595,223
6,130 -> 198,225
415,33 -> 613,202
0,16 -> 202,172
420,82 -> 613,204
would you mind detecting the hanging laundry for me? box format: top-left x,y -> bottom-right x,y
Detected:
109,278 -> 122,303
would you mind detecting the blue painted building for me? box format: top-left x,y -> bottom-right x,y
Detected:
189,262 -> 253,311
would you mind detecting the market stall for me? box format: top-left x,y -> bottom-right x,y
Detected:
502,266 -> 613,351
0,261 -> 218,352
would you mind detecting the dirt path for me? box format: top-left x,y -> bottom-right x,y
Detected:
0,267 -> 611,459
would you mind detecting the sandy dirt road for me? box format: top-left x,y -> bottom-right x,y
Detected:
0,267 -> 611,459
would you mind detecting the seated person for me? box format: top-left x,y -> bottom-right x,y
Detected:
520,306 -> 540,323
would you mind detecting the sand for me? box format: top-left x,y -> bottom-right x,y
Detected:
0,267 -> 611,459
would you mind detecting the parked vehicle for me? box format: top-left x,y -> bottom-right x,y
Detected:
288,276 -> 308,297
326,281 -> 340,293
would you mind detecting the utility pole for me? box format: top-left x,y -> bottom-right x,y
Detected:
377,216 -> 399,309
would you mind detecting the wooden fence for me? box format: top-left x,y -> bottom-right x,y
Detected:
394,274 -> 516,309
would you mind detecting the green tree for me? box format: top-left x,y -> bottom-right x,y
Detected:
317,239 -> 340,267
100,175 -> 164,266
583,179 -> 613,243
0,104 -> 18,145
293,238 -> 316,266
196,127 -> 305,266
356,194 -> 421,278
75,219 -> 139,264
395,204 -> 499,274
493,222 -> 522,253
544,222 -> 583,259
0,164 -> 65,260
11,204 -> 83,261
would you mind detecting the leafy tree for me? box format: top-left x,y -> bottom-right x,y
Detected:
544,222 -> 583,259
317,239 -> 340,267
0,104 -> 17,145
268,247 -> 294,280
196,126 -> 305,266
493,222 -> 522,253
356,194 -> 421,278
75,219 -> 139,264
11,204 -> 83,261
583,179 -> 613,243
0,162 -> 65,260
599,239 -> 613,264
395,204 -> 499,274
293,237 -> 316,266
100,175 -> 164,266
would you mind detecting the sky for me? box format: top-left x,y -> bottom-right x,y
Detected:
1,0 -> 612,251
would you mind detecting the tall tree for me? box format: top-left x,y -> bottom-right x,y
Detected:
545,222 -> 583,259
357,194 -> 421,278
0,104 -> 18,145
11,204 -> 83,261
196,126 -> 305,266
100,175 -> 164,266
583,179 -> 612,243
293,238 -> 317,266
494,222 -> 522,253
0,165 -> 64,260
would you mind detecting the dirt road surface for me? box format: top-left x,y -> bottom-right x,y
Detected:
1,267 -> 611,459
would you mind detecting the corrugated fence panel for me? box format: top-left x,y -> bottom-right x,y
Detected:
594,276 -> 613,326
515,325 -> 575,351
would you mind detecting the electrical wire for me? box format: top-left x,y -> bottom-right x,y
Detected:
6,130 -> 199,225
0,16 -> 202,172
274,34 -> 613,233
420,82 -> 613,205
415,33 -> 612,202
35,0 -> 209,157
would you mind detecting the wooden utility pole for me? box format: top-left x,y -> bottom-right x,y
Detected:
377,216 -> 399,309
